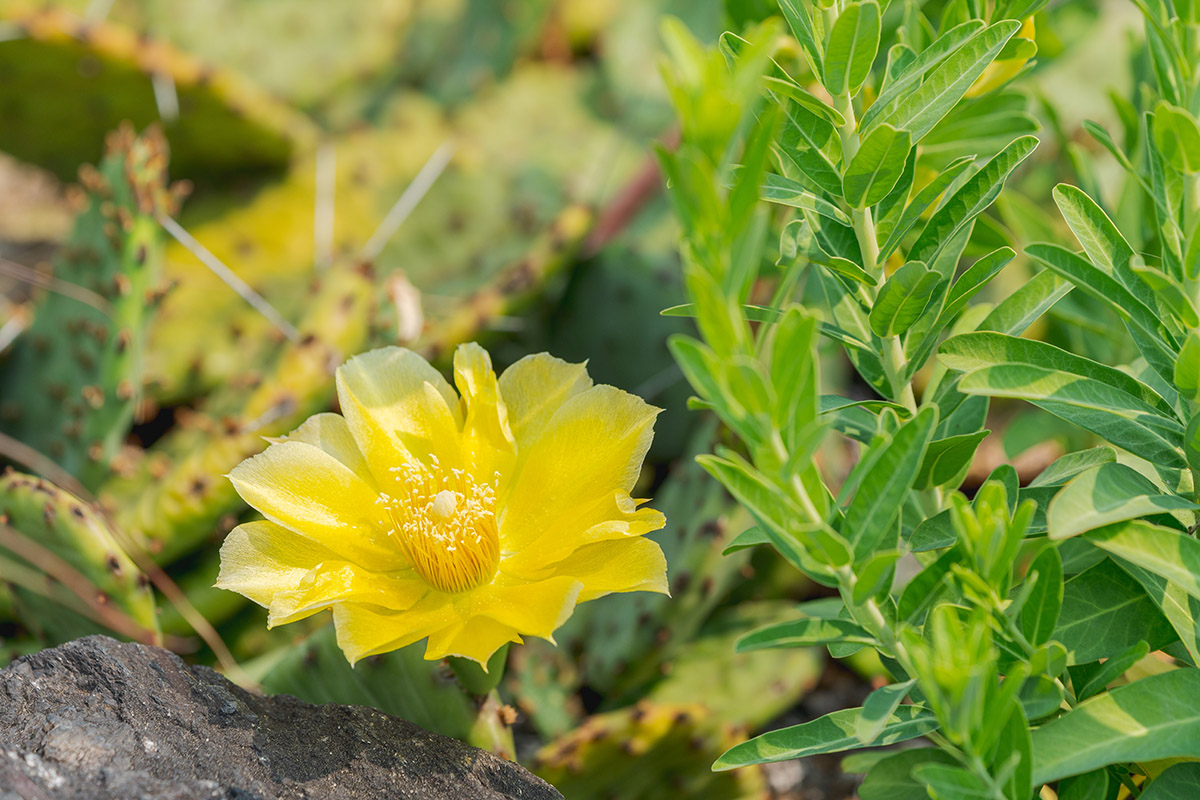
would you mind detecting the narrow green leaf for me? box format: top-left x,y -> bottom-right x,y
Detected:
737,617 -> 878,652
976,268 -> 1072,336
1176,331 -> 1200,402
663,303 -> 784,322
878,155 -> 975,261
859,748 -> 958,800
912,763 -> 992,797
1133,263 -> 1199,328
722,526 -> 769,555
778,0 -> 824,75
856,680 -> 915,744
822,0 -> 880,97
941,247 -> 1016,322
995,700 -> 1032,800
1056,770 -> 1111,800
713,705 -> 938,770
1028,446 -> 1117,488
1047,463 -> 1198,540
1071,640 -> 1149,701
842,407 -> 938,560
1020,546 -> 1063,646
860,20 -> 985,133
908,136 -> 1039,269
844,124 -> 912,208
777,96 -> 844,197
874,149 -> 916,246
869,261 -> 938,337
957,364 -> 1187,468
939,332 -> 1177,418
852,549 -> 902,604
1032,669 -> 1200,785
872,20 -> 1021,143
1086,520 -> 1200,601
914,430 -> 988,490
760,172 -> 854,223
1117,556 -> 1200,666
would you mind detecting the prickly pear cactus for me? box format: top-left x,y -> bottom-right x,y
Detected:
531,701 -> 765,799
0,6 -> 309,182
0,469 -> 157,647
0,124 -> 179,487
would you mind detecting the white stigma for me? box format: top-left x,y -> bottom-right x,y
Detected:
432,489 -> 459,521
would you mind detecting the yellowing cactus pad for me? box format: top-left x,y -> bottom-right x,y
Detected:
216,343 -> 668,666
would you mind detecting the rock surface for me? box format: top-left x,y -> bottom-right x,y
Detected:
0,635 -> 562,800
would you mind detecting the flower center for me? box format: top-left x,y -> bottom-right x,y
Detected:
378,456 -> 500,594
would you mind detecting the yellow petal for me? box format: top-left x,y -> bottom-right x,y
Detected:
502,495 -> 665,576
216,519 -> 342,608
268,562 -> 428,627
335,347 -> 464,483
424,616 -> 522,665
228,441 -> 402,568
275,413 -> 374,486
500,385 -> 659,557
472,575 -> 583,642
332,593 -> 461,665
453,342 -> 515,478
498,352 -> 592,451
544,537 -> 669,602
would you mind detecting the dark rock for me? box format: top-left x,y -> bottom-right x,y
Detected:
0,635 -> 562,800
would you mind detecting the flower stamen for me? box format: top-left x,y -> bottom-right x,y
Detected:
378,460 -> 500,594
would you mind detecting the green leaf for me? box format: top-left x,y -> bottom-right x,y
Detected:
1143,763 -> 1200,799
939,332 -> 1177,418
1029,446 -> 1117,488
870,20 -> 1021,143
843,124 -> 912,208
914,430 -> 988,490
737,617 -> 878,652
1032,669 -> 1200,785
912,763 -> 992,798
956,364 -> 1187,469
1020,546 -> 1063,647
1116,557 -> 1200,666
1176,331 -> 1200,402
856,680 -> 915,744
713,705 -> 938,770
760,172 -> 855,223
940,247 -> 1016,323
908,136 -> 1039,269
776,96 -> 844,197
1057,770 -> 1112,800
722,526 -> 769,555
1086,520 -> 1200,602
860,20 -> 985,133
663,303 -> 784,322
869,261 -> 939,337
1026,243 -> 1178,382
878,155 -> 975,261
1133,263 -> 1199,328
994,700 -> 1032,800
859,748 -> 958,800
1047,463 -> 1198,540
778,0 -> 824,75
976,268 -> 1072,337
822,0 -> 880,97
1071,640 -> 1149,701
1055,557 -> 1175,664
842,407 -> 938,560
1153,101 -> 1200,173
852,549 -> 902,604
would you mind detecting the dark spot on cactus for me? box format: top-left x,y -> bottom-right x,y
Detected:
116,381 -> 134,401
62,421 -> 82,440
701,576 -> 714,595
87,442 -> 104,461
42,502 -> 56,525
688,736 -> 706,751
81,385 -> 105,409
188,476 -> 210,497
31,335 -> 49,355
700,520 -> 721,538
740,564 -> 755,579
137,573 -> 151,590
49,441 -> 65,458
673,571 -> 691,593
0,402 -> 21,421
105,554 -> 122,576
116,207 -> 133,232
448,211 -> 466,232
113,273 -> 131,297
115,330 -> 132,354
235,238 -> 255,259
99,200 -> 116,219
96,591 -> 110,606
656,627 -> 670,644
300,333 -> 317,346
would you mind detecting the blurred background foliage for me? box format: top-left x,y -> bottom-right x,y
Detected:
0,0 -> 1152,796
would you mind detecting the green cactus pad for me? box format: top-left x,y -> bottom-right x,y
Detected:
0,124 -> 178,486
0,6 -> 310,182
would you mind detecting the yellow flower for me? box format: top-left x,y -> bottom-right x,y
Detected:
216,344 -> 668,666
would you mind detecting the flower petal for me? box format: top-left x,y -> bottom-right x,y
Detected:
335,347 -> 464,483
332,593 -> 461,665
497,352 -> 592,452
227,440 -> 401,568
273,413 -> 374,486
499,385 -> 659,558
453,343 -> 515,479
423,616 -> 522,664
268,562 -> 428,627
472,575 -> 583,642
543,537 -> 669,602
216,519 -> 342,608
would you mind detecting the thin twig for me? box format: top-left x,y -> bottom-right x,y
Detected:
314,142 -> 336,271
158,214 -> 300,342
360,141 -> 454,261
0,256 -> 112,314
